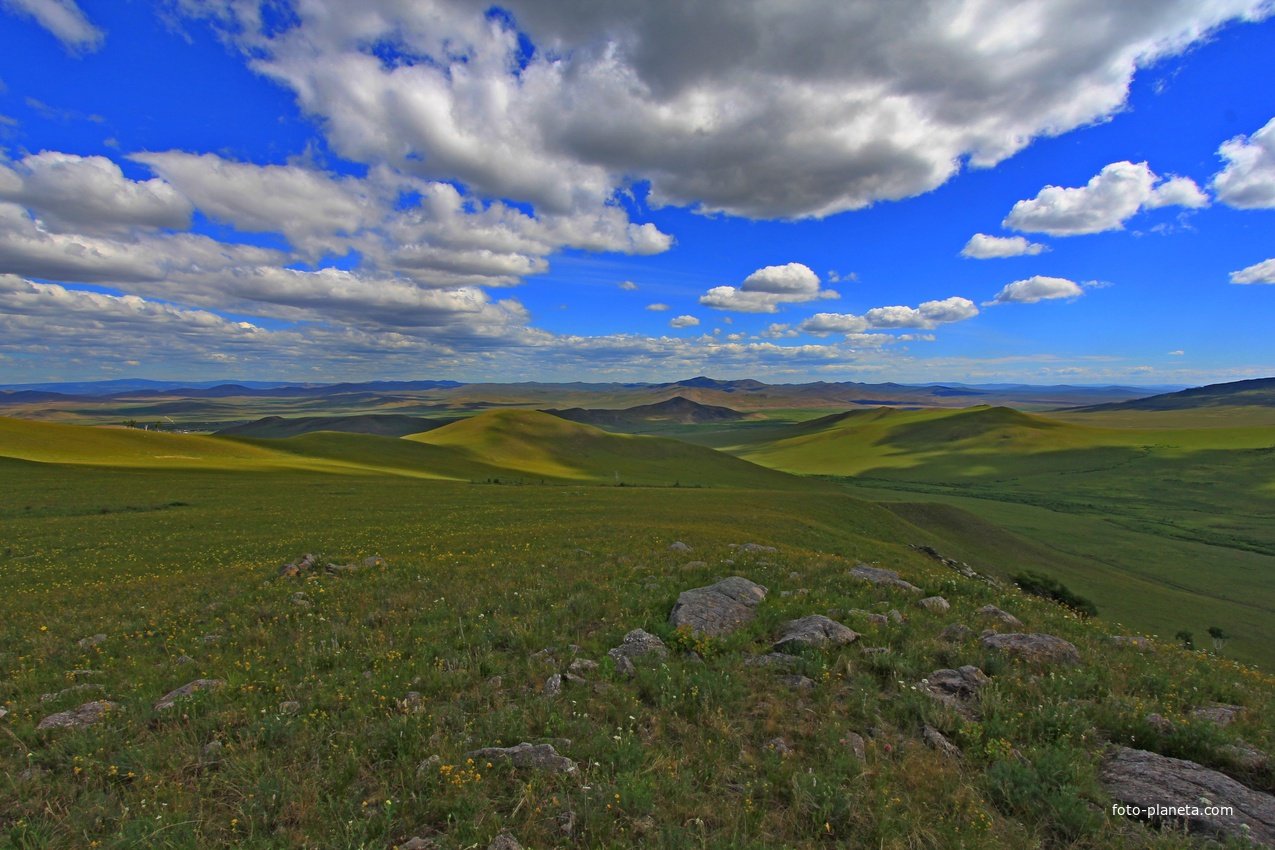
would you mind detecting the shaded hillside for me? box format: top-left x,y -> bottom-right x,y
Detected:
543,396 -> 746,428
407,409 -> 804,487
216,413 -> 452,439
1079,376 -> 1275,411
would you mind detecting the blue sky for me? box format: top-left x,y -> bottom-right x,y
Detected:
0,1 -> 1272,385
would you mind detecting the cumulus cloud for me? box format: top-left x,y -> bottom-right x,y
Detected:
700,262 -> 837,313
1230,257 -> 1275,284
646,303 -> 669,311
961,233 -> 1048,259
800,296 -> 978,335
669,314 -> 700,328
618,280 -> 638,291
0,152 -> 192,232
1004,161 -> 1208,235
2,0 -> 103,52
1213,117 -> 1275,208
177,0 -> 1269,220
987,275 -> 1085,304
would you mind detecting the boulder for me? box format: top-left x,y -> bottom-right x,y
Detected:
669,541 -> 693,553
466,742 -> 577,775
773,615 -> 858,651
40,683 -> 105,703
922,666 -> 989,719
669,576 -> 767,637
568,658 -> 599,676
939,623 -> 974,642
923,725 -> 961,758
1192,704 -> 1244,728
544,673 -> 563,698
1102,746 -> 1275,847
154,678 -> 225,711
608,629 -> 669,664
918,596 -> 950,614
36,700 -> 117,731
976,605 -> 1023,628
849,565 -> 922,593
981,633 -> 1079,666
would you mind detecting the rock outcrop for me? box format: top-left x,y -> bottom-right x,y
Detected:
669,576 -> 767,637
773,615 -> 858,651
981,633 -> 1079,666
466,742 -> 578,775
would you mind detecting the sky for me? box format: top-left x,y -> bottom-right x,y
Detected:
0,0 -> 1272,386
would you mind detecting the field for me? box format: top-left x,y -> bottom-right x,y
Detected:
2,407 -> 1274,848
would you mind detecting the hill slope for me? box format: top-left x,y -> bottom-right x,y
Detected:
543,396 -> 746,428
215,413 -> 451,439
1080,376 -> 1275,411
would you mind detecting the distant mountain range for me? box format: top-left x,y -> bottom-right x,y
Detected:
215,414 -> 453,439
1078,377 -> 1275,411
543,396 -> 747,427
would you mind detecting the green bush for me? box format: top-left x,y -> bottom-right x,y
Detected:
1012,570 -> 1098,618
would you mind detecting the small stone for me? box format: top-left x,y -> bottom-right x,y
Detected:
175,654 -> 195,665
976,605 -> 1024,628
1110,635 -> 1154,651
78,633 -> 107,649
40,683 -> 106,703
361,555 -> 386,569
774,615 -> 858,651
608,628 -> 669,663
487,831 -> 523,850
631,815 -> 657,836
922,666 -> 989,719
67,669 -> 101,679
18,766 -> 47,781
417,754 -> 441,775
849,564 -> 922,593
400,691 -> 425,713
37,700 -> 117,731
733,543 -> 777,554
291,592 -> 312,608
557,810 -> 577,837
486,675 -> 503,689
669,541 -> 693,553
681,560 -> 707,570
200,633 -> 221,645
544,673 -> 563,697
866,613 -> 889,627
612,654 -> 636,677
466,742 -> 578,774
744,652 -> 801,671
766,737 -> 793,757
887,609 -> 905,624
939,623 -> 974,642
154,678 -> 225,711
568,658 -> 599,676
202,739 -> 224,761
279,700 -> 300,715
1221,742 -> 1269,771
0,707 -> 7,720
923,725 -> 961,758
918,596 -> 950,614
1145,713 -> 1173,733
1192,704 -> 1244,728
860,646 -> 891,656
842,732 -> 867,760
399,838 -> 438,850
778,674 -> 816,691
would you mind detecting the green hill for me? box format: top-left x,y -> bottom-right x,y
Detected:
1080,376 -> 1275,411
544,396 -> 747,429
408,409 -> 803,487
215,413 -> 452,439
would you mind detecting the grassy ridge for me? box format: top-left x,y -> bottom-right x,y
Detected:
2,454 -> 1273,848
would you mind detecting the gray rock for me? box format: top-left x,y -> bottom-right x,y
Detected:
290,592 -> 312,608
200,633 -> 222,645
744,652 -> 801,671
1145,713 -> 1174,734
778,674 -> 816,691
860,646 -> 891,656
918,596 -> 950,614
939,623 -> 974,642
202,739 -> 224,761
0,707 -> 6,720
923,725 -> 961,758
466,742 -> 578,774
681,560 -> 707,570
1222,742 -> 1269,772
980,633 -> 1079,666
487,831 -> 523,850
67,669 -> 101,679
417,754 -> 442,775
669,576 -> 768,637
849,565 -> 922,593
399,838 -> 438,850
1111,635 -> 1154,651
18,766 -> 48,781
774,615 -> 858,651
842,731 -> 867,760
36,700 -> 117,731
40,683 -> 105,703
1193,704 -> 1245,728
568,658 -> 599,676
557,810 -> 577,838
175,654 -> 194,665
78,633 -> 107,648
279,700 -> 300,715
923,666 -> 989,719
733,543 -> 777,554
887,609 -> 906,624
976,605 -> 1023,628
612,654 -> 636,677
766,737 -> 793,757
608,628 -> 669,664
362,555 -> 386,569
154,678 -> 226,711
669,541 -> 693,553
544,673 -> 563,698
1102,746 -> 1275,847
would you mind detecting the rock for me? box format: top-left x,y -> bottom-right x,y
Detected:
68,669 -> 101,679
608,629 -> 669,665
681,560 -> 708,570
669,541 -> 693,553
557,810 -> 577,838
918,596 -> 950,614
922,666 -> 989,719
40,683 -> 106,703
1145,713 -> 1174,734
466,742 -> 577,775
842,732 -> 867,760
887,609 -> 906,624
940,623 -> 974,642
487,831 -> 523,850
154,678 -> 226,711
36,700 -> 117,731
778,674 -> 816,691
78,633 -> 107,649
612,654 -> 636,677
325,562 -> 360,575
1222,742 -> 1269,772
1192,704 -> 1245,728
866,613 -> 889,627
291,592 -> 312,608
200,633 -> 221,645
279,553 -> 317,577
175,654 -> 194,665
1111,635 -> 1154,651
980,633 -> 1079,666
976,605 -> 1023,628
568,658 -> 599,676
399,691 -> 425,713
631,815 -> 658,836
923,725 -> 961,758
732,543 -> 777,554
849,565 -> 922,593
399,838 -> 438,850
1102,746 -> 1275,847
743,652 -> 801,671
668,576 -> 767,637
202,739 -> 224,761
544,673 -> 563,698
362,555 -> 386,569
860,646 -> 891,656
766,737 -> 793,757
0,707 -> 6,720
279,700 -> 300,715
18,767 -> 48,781
417,754 -> 441,775
774,615 -> 858,651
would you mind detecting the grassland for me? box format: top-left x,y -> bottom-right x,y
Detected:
0,418 -> 1273,849
730,405 -> 1275,668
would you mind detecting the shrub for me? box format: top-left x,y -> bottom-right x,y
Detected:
1012,570 -> 1098,618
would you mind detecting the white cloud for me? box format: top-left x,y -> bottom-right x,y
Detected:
669,314 -> 700,328
646,302 -> 670,311
1004,161 -> 1208,235
1168,350 -> 1185,355
800,296 -> 978,335
2,0 -> 103,52
961,233 -> 1047,259
178,0 -> 1269,220
618,280 -> 638,291
0,152 -> 192,233
1212,117 -> 1275,208
988,275 -> 1085,304
700,262 -> 838,313
1230,257 -> 1275,284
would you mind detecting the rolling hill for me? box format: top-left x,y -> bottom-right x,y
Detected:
215,413 -> 452,439
543,396 -> 747,429
1078,376 -> 1275,411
